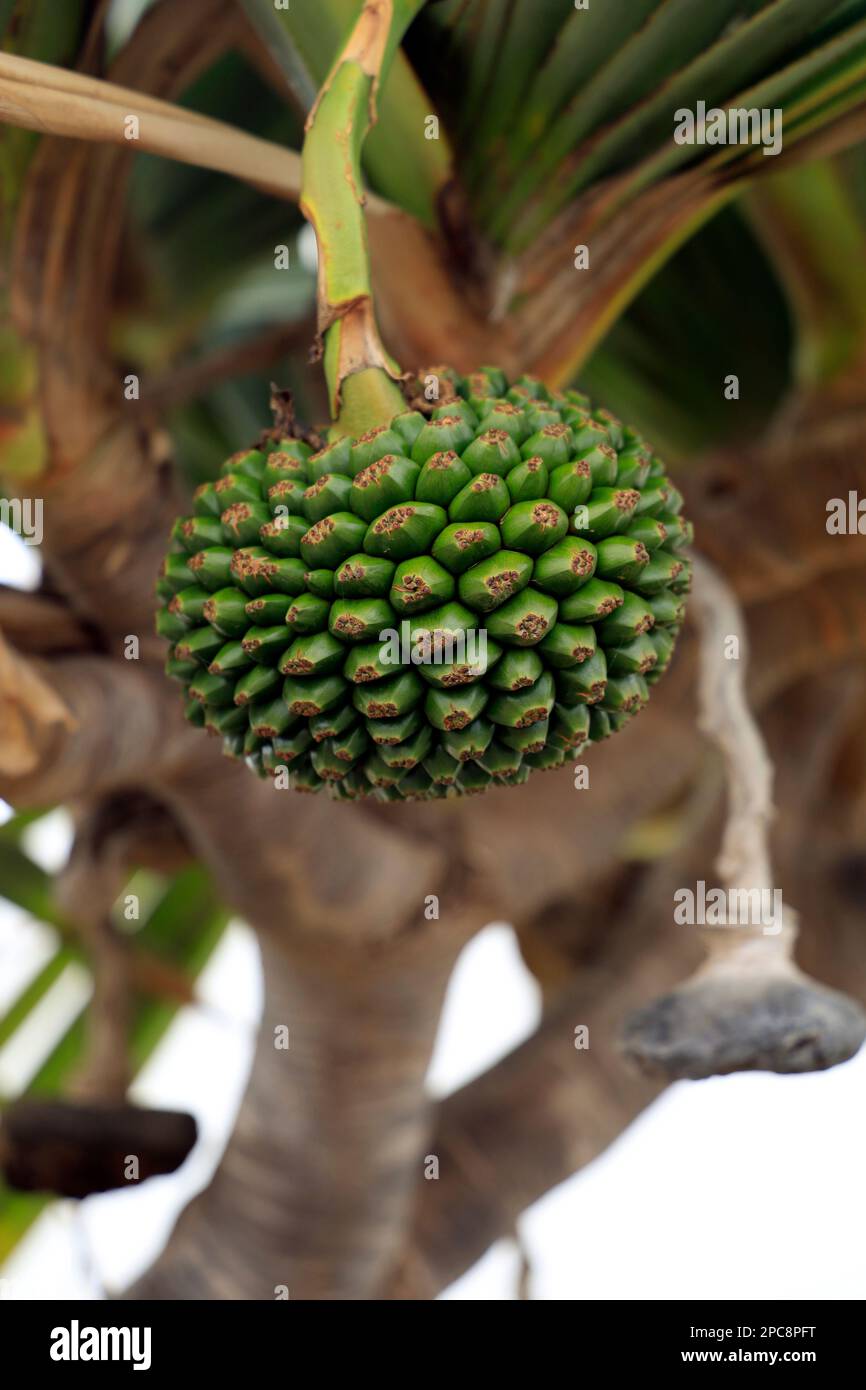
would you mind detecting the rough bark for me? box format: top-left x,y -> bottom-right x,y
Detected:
128,926 -> 469,1300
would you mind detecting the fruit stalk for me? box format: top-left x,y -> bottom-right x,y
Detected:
300,0 -> 424,437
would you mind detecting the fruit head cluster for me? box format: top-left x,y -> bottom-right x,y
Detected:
156,369 -> 692,800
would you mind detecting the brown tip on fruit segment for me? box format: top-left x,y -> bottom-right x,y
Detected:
455,528 -> 484,549
338,563 -> 364,584
517,613 -> 549,641
354,665 -> 380,683
357,425 -> 389,444
304,518 -> 336,544
575,459 -> 591,477
516,707 -> 547,728
573,645 -> 594,662
187,552 -> 205,572
355,458 -> 393,487
472,474 -> 499,493
168,595 -> 182,615
615,490 -> 640,512
397,576 -> 431,603
486,570 -> 519,597
541,424 -> 569,438
304,476 -> 330,498
525,456 -> 543,473
374,506 -> 413,533
283,657 -> 315,674
636,614 -> 655,635
440,666 -> 474,687
367,701 -> 399,718
443,711 -> 471,730
333,614 -> 365,637
570,550 -> 594,577
513,676 -> 535,689
233,552 -> 278,583
532,502 -> 560,528
428,451 -> 459,470
221,503 -> 252,532
291,701 -> 320,717
635,543 -> 650,564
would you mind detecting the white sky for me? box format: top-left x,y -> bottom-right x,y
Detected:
1,525 -> 864,1301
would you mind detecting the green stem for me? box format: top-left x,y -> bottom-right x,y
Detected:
300,1 -> 425,436
245,0 -> 450,226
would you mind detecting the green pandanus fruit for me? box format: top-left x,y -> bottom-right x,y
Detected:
156,4 -> 690,799
156,371 -> 691,800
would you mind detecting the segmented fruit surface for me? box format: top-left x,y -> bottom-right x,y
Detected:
156,371 -> 692,799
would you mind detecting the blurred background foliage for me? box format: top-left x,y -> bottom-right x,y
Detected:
0,806 -> 228,1261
